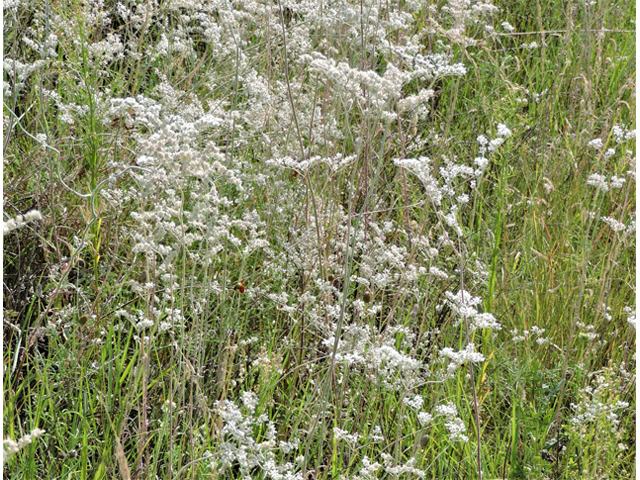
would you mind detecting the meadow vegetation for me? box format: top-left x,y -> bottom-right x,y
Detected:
3,0 -> 635,478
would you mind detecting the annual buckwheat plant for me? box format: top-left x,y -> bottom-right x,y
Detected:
3,0 -> 634,479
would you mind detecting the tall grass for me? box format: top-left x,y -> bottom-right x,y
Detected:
3,0 -> 635,479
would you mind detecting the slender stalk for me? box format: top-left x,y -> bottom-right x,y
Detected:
457,237 -> 483,480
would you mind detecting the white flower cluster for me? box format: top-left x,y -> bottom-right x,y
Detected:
510,325 -> 550,344
355,456 -> 382,479
393,157 -> 442,205
437,0 -> 499,46
443,289 -> 500,331
587,138 -> 604,149
624,307 -> 636,329
3,210 -> 43,235
586,173 -> 625,192
350,453 -> 428,480
299,52 -> 408,115
397,88 -> 435,119
501,21 -> 515,33
405,394 -> 424,410
333,427 -> 362,445
600,216 -> 628,233
434,402 -> 468,442
380,454 -> 426,478
569,370 -> 630,441
473,124 -> 512,174
612,125 -> 636,144
3,428 -> 46,465
439,343 -> 485,374
521,41 -> 539,50
369,425 -> 385,443
417,411 -> 434,427
214,392 -> 302,479
320,322 -> 424,391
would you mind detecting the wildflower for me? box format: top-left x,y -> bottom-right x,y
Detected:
417,412 -> 433,426
488,137 -> 504,151
600,217 -> 626,232
333,427 -> 361,445
497,123 -> 512,138
369,426 -> 385,442
586,173 -> 609,191
612,125 -> 636,143
471,312 -> 501,331
394,157 -> 442,206
444,289 -> 482,318
359,456 -> 382,478
624,307 -> 635,328
434,402 -> 468,442
429,266 -> 449,280
457,194 -> 469,204
587,138 -> 604,149
3,210 -> 43,235
381,454 -> 426,477
405,394 -> 424,410
501,21 -> 515,32
610,176 -> 625,189
35,133 -> 48,146
3,429 -> 46,464
439,343 -> 485,373
474,156 -> 489,171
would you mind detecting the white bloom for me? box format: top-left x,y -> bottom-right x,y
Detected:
394,157 -> 442,205
3,210 -> 43,235
444,289 -> 482,318
474,156 -> 489,171
612,125 -> 635,143
488,137 -> 504,151
417,412 -> 433,426
434,402 -> 468,442
624,307 -> 636,328
435,402 -> 458,417
443,416 -> 468,442
429,266 -> 449,280
241,391 -> 259,413
587,138 -> 604,149
476,135 -> 489,146
370,425 -> 385,442
610,176 -> 625,189
601,216 -> 626,232
443,211 -> 463,237
586,173 -> 609,191
405,394 -> 424,410
501,21 -> 515,32
3,428 -> 46,464
457,194 -> 469,204
439,343 -> 485,373
497,123 -> 512,138
333,427 -> 361,444
471,312 -> 502,331
359,456 -> 382,477
35,133 -> 48,146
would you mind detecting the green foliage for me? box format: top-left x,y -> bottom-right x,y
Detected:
3,0 -> 634,479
